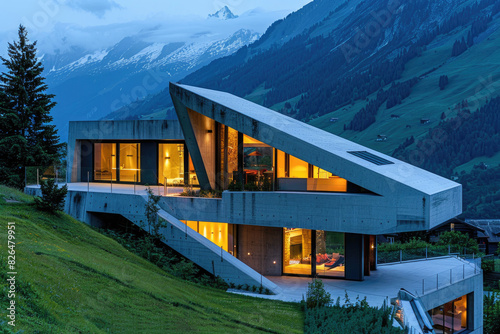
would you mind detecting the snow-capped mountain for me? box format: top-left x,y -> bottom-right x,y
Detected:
208,6 -> 238,20
43,28 -> 260,140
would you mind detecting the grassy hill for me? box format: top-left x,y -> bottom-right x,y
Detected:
0,186 -> 303,333
309,14 -> 500,159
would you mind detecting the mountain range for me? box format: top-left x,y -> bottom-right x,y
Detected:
41,6 -> 260,140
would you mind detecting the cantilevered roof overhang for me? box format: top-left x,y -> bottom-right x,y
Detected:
170,82 -> 462,230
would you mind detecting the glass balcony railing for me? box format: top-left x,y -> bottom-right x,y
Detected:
25,166 -> 67,186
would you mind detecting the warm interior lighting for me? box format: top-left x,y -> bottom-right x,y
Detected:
247,252 -> 251,256
273,261 -> 276,264
158,143 -> 185,185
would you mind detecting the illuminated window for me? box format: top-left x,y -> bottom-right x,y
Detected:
243,134 -> 273,186
119,143 -> 140,182
316,231 -> 345,278
182,221 -> 228,251
289,155 -> 308,178
283,228 -> 312,276
430,294 -> 469,333
188,155 -> 199,186
94,143 -> 117,181
158,143 -> 184,186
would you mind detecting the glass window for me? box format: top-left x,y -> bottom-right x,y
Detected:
277,150 -> 286,178
218,125 -> 239,188
119,143 -> 140,182
243,134 -> 274,186
188,156 -> 199,186
289,155 -> 308,178
181,221 -> 228,251
283,228 -> 312,275
430,294 -> 469,334
94,143 -> 116,181
159,143 -> 184,186
317,231 -> 345,278
313,166 -> 333,179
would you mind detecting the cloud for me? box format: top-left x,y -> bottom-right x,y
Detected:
66,0 -> 121,18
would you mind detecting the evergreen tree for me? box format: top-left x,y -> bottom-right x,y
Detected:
0,25 -> 62,188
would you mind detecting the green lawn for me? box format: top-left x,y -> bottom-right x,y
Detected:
0,186 -> 303,333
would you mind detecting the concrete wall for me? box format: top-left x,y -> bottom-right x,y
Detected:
67,120 -> 183,182
158,196 -> 224,222
237,225 -> 283,276
222,191 -> 425,234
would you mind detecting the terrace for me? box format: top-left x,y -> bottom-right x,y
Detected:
232,257 -> 481,308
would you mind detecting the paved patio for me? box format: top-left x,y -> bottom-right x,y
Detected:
230,257 -> 480,307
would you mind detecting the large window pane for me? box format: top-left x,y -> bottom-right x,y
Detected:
429,294 -> 469,334
317,231 -> 345,278
119,143 -> 140,182
94,143 -> 116,181
289,155 -> 308,178
283,228 -> 312,275
159,143 -> 184,186
181,221 -> 228,251
243,134 -> 274,186
277,150 -> 286,178
188,156 -> 199,186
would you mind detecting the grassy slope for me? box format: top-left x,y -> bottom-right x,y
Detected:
308,17 -> 500,158
0,186 -> 303,333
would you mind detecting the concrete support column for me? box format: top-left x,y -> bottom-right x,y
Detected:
370,235 -> 377,271
364,234 -> 371,276
141,142 -> 157,185
345,233 -> 364,281
80,140 -> 93,183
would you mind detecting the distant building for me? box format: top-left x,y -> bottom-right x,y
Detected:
329,117 -> 339,123
391,114 -> 400,119
466,220 -> 500,254
376,135 -> 387,142
421,118 -> 430,125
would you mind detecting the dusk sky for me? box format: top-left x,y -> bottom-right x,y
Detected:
0,0 -> 312,54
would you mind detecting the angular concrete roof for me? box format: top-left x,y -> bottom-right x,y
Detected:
171,83 -> 460,196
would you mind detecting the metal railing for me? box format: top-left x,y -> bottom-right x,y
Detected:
378,246 -> 479,264
416,257 -> 481,296
25,166 -> 67,187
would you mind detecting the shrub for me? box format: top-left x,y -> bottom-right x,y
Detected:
484,291 -> 500,334
437,231 -> 479,254
482,259 -> 495,274
199,189 -> 222,198
306,279 -> 332,309
34,178 -> 67,213
228,180 -> 243,191
180,185 -> 198,197
305,293 -> 401,334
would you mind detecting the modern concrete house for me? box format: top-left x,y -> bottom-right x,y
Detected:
29,83 -> 482,333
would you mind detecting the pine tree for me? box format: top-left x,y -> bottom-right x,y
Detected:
0,25 -> 62,188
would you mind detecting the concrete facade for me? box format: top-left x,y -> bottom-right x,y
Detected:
52,82 -> 482,333
67,120 -> 183,183
169,83 -> 462,231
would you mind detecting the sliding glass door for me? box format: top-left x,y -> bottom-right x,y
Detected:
94,143 -> 116,181
93,142 -> 140,183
